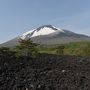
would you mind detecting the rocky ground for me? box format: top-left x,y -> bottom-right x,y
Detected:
0,54 -> 90,90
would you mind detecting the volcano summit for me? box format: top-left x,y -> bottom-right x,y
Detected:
1,25 -> 90,47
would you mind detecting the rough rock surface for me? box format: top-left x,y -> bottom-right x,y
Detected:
0,54 -> 90,90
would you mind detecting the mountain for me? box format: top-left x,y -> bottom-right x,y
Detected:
21,25 -> 64,39
1,25 -> 90,47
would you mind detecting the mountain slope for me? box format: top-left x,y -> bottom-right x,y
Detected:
1,25 -> 90,47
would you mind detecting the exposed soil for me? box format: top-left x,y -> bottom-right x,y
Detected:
0,54 -> 90,90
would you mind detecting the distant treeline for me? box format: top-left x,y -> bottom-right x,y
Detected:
0,39 -> 90,57
39,42 -> 90,57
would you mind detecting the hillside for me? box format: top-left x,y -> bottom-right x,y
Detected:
0,39 -> 90,90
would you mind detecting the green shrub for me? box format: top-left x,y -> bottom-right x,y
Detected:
15,39 -> 39,58
56,45 -> 65,55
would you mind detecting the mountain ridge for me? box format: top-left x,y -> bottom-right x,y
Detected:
0,25 -> 90,47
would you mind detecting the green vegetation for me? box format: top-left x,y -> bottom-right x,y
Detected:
64,42 -> 90,56
0,40 -> 90,57
15,39 -> 39,57
56,45 -> 65,55
0,47 -> 15,58
0,39 -> 39,58
39,42 -> 90,57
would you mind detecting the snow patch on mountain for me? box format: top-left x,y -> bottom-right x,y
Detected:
20,25 -> 65,39
21,29 -> 35,39
31,27 -> 59,37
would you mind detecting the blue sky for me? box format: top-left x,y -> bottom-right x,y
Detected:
0,0 -> 90,43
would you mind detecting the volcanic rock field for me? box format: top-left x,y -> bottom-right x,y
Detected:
0,54 -> 90,90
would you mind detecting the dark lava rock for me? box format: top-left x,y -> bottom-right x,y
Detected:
0,54 -> 90,90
